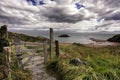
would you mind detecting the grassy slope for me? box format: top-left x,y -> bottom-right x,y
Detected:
47,44 -> 120,80
8,32 -> 48,42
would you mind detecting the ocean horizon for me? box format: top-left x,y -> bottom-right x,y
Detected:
9,30 -> 119,44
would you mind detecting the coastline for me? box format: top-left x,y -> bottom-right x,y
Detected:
59,39 -> 120,47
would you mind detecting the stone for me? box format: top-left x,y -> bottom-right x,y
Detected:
69,58 -> 88,66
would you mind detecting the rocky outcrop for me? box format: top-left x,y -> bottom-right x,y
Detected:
107,34 -> 120,43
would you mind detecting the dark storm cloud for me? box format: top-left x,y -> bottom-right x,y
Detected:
0,15 -> 30,25
42,7 -> 90,23
105,12 -> 120,20
103,0 -> 120,7
0,0 -> 120,31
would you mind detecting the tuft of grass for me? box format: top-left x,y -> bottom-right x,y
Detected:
47,44 -> 120,80
11,52 -> 32,80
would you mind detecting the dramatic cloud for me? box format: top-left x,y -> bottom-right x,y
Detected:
0,0 -> 120,32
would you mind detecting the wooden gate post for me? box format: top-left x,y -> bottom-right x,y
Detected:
14,36 -> 23,70
15,44 -> 24,70
3,47 -> 11,80
55,40 -> 60,58
49,28 -> 54,59
43,40 -> 47,64
0,25 -> 8,39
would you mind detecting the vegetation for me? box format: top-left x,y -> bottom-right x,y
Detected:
8,32 -> 48,42
0,25 -> 32,80
0,25 -> 9,52
1,50 -> 32,79
0,51 -> 32,80
0,25 -> 7,38
0,38 -> 9,52
107,34 -> 120,43
10,51 -> 32,80
47,43 -> 120,80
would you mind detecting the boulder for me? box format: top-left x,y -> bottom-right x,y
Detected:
69,58 -> 88,66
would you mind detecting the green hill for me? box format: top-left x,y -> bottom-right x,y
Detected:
8,32 -> 48,42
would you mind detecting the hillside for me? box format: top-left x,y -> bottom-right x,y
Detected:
107,34 -> 120,43
8,32 -> 48,42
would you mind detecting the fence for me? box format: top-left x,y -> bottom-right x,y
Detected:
14,38 -> 46,69
3,47 -> 11,80
2,28 -> 60,79
49,28 -> 60,58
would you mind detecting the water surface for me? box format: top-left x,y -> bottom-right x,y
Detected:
10,30 -> 119,44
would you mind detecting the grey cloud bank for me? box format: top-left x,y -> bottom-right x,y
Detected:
0,0 -> 120,32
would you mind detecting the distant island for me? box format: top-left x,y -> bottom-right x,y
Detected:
58,34 -> 70,37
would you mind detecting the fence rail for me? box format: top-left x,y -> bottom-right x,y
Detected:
2,28 -> 60,79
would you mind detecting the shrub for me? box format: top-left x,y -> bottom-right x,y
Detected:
0,38 -> 9,52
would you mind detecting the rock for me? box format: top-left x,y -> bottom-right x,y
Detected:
69,58 -> 88,66
58,34 -> 70,37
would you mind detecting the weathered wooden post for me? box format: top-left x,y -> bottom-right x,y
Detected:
49,28 -> 54,59
16,45 -> 23,70
43,40 -> 47,64
55,40 -> 60,58
3,47 -> 11,80
0,25 -> 8,39
14,36 -> 23,70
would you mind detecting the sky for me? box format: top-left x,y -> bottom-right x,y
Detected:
0,0 -> 120,32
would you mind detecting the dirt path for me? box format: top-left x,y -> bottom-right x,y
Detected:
22,49 -> 56,80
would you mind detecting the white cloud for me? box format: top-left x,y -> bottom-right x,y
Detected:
0,0 -> 120,32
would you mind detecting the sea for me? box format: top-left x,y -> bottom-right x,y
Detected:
10,30 -> 120,44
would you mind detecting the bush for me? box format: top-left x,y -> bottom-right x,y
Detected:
0,38 -> 9,52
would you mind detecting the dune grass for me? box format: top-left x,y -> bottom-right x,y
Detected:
47,44 -> 120,80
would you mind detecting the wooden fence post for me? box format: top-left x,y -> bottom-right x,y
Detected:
3,47 -> 11,80
14,36 -> 23,70
43,40 -> 47,64
15,44 -> 24,70
55,40 -> 60,58
0,25 -> 8,39
49,28 -> 54,59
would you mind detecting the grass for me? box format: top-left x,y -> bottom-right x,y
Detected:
11,52 -> 32,80
0,47 -> 32,80
0,53 -> 4,79
26,46 -> 37,49
47,43 -> 120,80
10,45 -> 32,80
